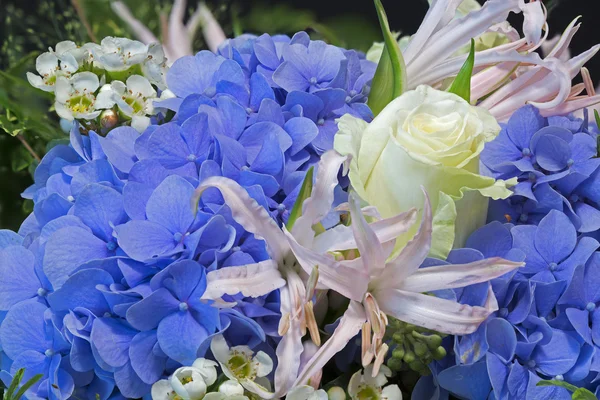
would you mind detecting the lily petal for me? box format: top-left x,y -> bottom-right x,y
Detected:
348,193 -> 385,273
193,177 -> 289,262
398,257 -> 523,293
111,2 -> 159,45
283,227 -> 369,302
373,189 -> 432,289
293,301 -> 367,387
202,260 -> 286,299
291,151 -> 347,248
375,286 -> 498,335
312,208 -> 417,253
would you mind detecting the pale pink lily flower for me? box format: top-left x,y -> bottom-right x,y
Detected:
290,190 -> 523,384
192,150 -> 523,395
403,0 -> 600,119
111,0 -> 226,64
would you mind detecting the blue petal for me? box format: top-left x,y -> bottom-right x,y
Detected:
564,342 -> 594,382
146,175 -> 196,235
534,210 -> 577,264
506,105 -> 545,150
90,317 -> 136,368
34,193 -> 73,227
125,288 -> 179,331
47,269 -> 113,315
0,230 -> 23,249
486,318 -> 517,363
74,184 -> 127,242
129,331 -> 167,384
43,226 -> 111,289
485,353 -> 510,400
0,246 -> 39,310
532,328 -> 580,375
566,308 -> 592,344
239,122 -> 292,164
284,117 -> 319,156
70,159 -> 122,196
100,127 -> 139,173
157,311 -> 209,365
534,134 -> 571,172
167,52 -> 224,98
114,362 -> 151,399
575,203 -> 600,233
438,360 -> 492,400
145,123 -> 191,169
249,72 -> 275,111
180,113 -> 212,161
115,220 -> 177,261
283,91 -> 324,121
0,300 -> 49,359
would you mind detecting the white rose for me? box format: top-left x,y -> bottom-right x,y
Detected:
335,85 -> 514,257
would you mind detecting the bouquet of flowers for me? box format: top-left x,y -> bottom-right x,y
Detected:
2,0 -> 600,399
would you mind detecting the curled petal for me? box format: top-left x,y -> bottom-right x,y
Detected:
202,260 -> 286,299
167,0 -> 193,61
520,0 -> 545,45
193,177 -> 289,261
398,257 -> 523,293
375,286 -> 498,335
191,3 -> 227,53
283,227 -> 369,302
312,208 -> 417,253
291,151 -> 347,248
293,301 -> 366,388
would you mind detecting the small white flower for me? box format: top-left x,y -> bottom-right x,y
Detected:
170,366 -> 210,400
142,43 -> 169,90
151,379 -> 178,400
26,50 -> 78,92
96,75 -> 157,132
192,358 -> 219,387
203,380 -> 249,400
348,366 -> 402,400
210,335 -> 273,397
286,386 -> 328,400
54,72 -> 101,121
94,36 -> 148,71
52,41 -> 100,65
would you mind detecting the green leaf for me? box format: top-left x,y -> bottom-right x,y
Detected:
537,380 -> 579,393
285,167 -> 314,231
573,388 -> 598,400
448,39 -> 476,103
12,373 -> 43,400
11,145 -> 34,172
367,0 -> 407,116
5,369 -> 24,400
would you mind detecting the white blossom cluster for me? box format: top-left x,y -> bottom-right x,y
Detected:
27,37 -> 173,133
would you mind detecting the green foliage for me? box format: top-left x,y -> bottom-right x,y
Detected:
537,380 -> 598,399
286,167 -> 314,230
2,368 -> 44,400
448,39 -> 476,103
367,0 -> 407,116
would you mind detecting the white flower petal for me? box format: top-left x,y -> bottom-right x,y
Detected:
253,351 -> 274,377
54,76 -> 73,103
348,192 -> 385,273
398,257 -> 523,293
382,384 -> 403,400
210,335 -> 235,380
375,286 -> 498,335
193,177 -> 289,262
293,301 -> 366,388
191,358 -> 219,386
54,101 -> 74,121
36,52 -> 59,75
95,89 -> 117,109
291,151 -> 347,248
127,75 -> 156,97
171,367 -> 208,400
151,379 -> 174,400
283,227 -> 369,302
26,72 -> 49,91
132,115 -> 151,133
71,72 -> 100,93
203,260 -> 285,300
312,208 -> 417,253
219,380 -> 245,396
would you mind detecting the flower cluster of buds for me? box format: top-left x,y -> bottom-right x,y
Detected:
27,37 -> 173,133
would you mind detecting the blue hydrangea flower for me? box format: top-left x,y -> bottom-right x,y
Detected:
482,106 -> 600,235
414,218 -> 599,400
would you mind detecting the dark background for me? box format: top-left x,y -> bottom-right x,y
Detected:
0,0 -> 599,231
